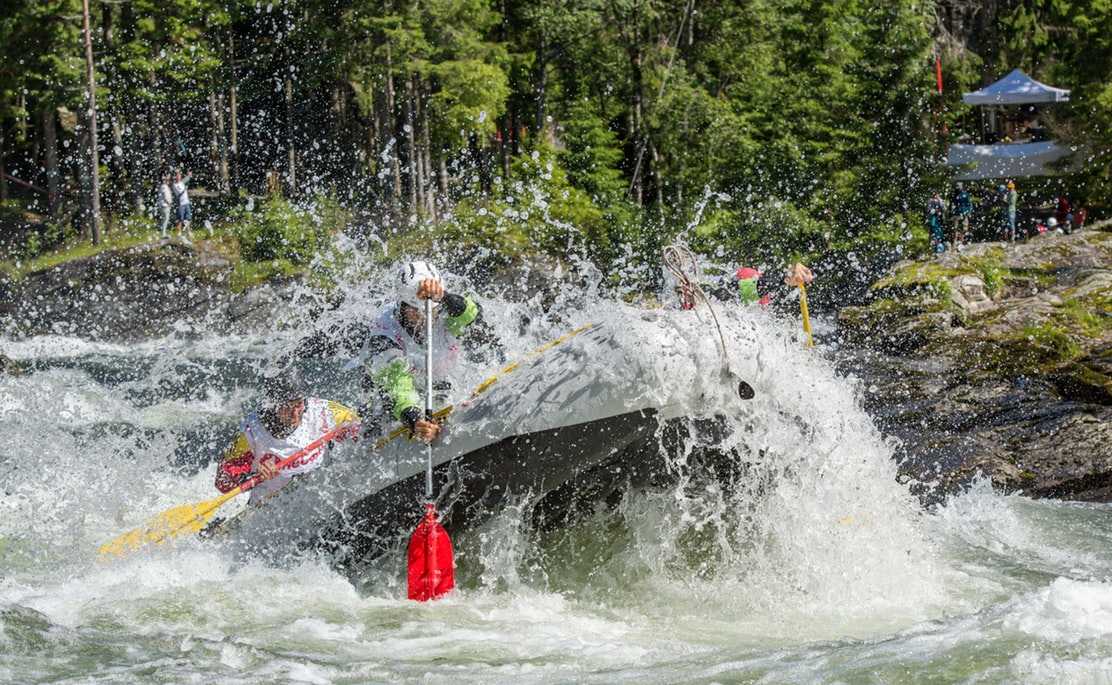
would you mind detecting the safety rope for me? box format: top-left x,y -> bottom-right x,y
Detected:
662,242 -> 733,378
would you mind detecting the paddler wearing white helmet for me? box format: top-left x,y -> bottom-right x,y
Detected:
358,260 -> 500,444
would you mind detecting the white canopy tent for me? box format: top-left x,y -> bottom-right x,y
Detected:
947,69 -> 1074,179
962,68 -> 1070,106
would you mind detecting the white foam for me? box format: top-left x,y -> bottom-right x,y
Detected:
1010,649 -> 1112,684
1004,578 -> 1112,643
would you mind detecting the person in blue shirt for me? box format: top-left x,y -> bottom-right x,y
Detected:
951,182 -> 973,249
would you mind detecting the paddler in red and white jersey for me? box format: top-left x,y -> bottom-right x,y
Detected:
214,376 -> 361,503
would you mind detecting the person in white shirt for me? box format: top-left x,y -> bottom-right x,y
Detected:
156,174 -> 173,238
172,169 -> 193,241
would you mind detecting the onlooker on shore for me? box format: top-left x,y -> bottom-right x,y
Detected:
951,182 -> 973,249
1067,207 -> 1087,235
1005,181 -> 1018,242
173,169 -> 194,242
926,192 -> 946,253
156,173 -> 173,238
1055,193 -> 1071,227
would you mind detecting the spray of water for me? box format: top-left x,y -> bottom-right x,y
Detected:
3,242 -> 1111,682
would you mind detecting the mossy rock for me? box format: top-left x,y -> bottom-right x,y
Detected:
1053,362 -> 1112,405
839,297 -> 954,352
870,261 -> 956,301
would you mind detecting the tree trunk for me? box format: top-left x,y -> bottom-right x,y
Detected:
17,93 -> 28,142
208,92 -> 225,192
534,38 -> 547,134
419,87 -> 434,217
499,118 -> 510,180
438,156 -> 448,201
510,108 -> 519,155
227,31 -> 239,189
385,45 -> 401,206
628,47 -> 644,205
650,140 -> 664,220
109,116 -> 135,213
0,125 -> 7,202
405,74 -> 418,212
285,73 -> 296,192
148,71 -> 163,181
42,108 -> 61,221
368,81 -> 380,174
82,0 -> 102,243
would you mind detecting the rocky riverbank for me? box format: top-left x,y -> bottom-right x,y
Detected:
838,223 -> 1112,502
0,238 -> 304,341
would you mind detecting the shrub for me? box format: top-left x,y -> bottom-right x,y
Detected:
235,196 -> 326,264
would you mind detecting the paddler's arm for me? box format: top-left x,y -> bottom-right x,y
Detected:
214,432 -> 255,493
364,345 -> 441,443
442,292 -> 505,363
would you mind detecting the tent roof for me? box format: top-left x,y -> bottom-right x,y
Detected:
962,69 -> 1070,106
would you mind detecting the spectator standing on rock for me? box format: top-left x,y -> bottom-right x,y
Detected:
1055,193 -> 1072,229
173,169 -> 194,243
927,192 -> 946,253
951,182 -> 973,249
1005,181 -> 1018,242
156,173 -> 173,239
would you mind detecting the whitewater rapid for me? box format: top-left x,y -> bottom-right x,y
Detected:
3,273 -> 1112,683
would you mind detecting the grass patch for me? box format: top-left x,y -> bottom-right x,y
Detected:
1054,290 -> 1112,339
0,226 -> 159,279
229,258 -> 304,293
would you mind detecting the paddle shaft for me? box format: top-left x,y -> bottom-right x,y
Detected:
799,284 -> 814,347
237,422 -> 354,495
425,297 -> 434,500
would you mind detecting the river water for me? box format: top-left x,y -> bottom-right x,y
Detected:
3,271 -> 1112,684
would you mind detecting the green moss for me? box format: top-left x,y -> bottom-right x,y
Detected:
873,261 -> 957,291
0,226 -> 162,280
1015,323 -> 1084,368
229,258 -> 303,293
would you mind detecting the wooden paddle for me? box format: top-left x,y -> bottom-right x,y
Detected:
98,423 -> 354,559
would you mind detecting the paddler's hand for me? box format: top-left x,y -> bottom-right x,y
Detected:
414,418 -> 441,444
784,263 -> 814,288
256,456 -> 280,482
416,278 -> 444,303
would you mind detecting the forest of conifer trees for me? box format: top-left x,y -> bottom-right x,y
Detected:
1,0 -> 1109,270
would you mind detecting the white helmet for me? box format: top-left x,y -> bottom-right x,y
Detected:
396,260 -> 441,308
1047,217 -> 1058,228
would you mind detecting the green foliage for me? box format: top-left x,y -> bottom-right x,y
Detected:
2,0 -> 1107,277
558,99 -> 626,204
234,197 -> 328,265
429,59 -> 509,144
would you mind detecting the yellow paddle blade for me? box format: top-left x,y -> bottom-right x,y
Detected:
97,488 -> 240,559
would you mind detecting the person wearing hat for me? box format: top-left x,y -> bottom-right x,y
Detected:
213,376 -> 361,502
735,267 -> 772,306
358,260 -> 500,444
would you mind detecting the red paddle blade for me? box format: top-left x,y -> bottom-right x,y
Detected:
407,503 -> 455,601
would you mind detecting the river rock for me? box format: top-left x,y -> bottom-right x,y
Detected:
0,351 -> 24,376
0,240 -> 240,341
838,222 -> 1112,503
950,274 -> 996,316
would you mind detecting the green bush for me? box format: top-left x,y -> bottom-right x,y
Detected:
235,196 -> 326,264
